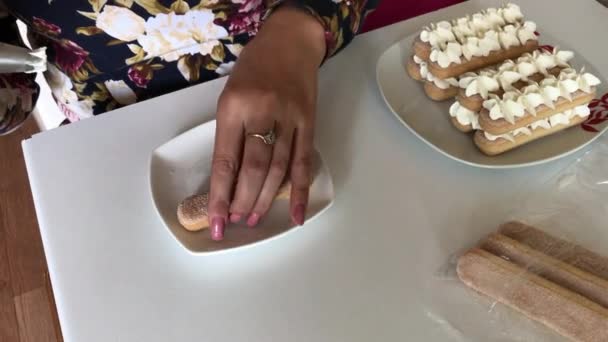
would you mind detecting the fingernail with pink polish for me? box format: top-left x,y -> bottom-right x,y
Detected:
247,213 -> 260,227
230,213 -> 242,223
293,204 -> 306,226
211,217 -> 225,241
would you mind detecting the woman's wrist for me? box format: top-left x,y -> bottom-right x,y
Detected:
259,3 -> 327,67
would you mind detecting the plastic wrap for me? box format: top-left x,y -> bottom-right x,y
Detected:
429,135 -> 608,342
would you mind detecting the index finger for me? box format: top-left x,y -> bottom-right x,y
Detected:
209,114 -> 244,240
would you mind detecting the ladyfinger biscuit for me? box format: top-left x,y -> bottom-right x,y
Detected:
482,233 -> 608,308
177,183 -> 291,231
424,81 -> 459,101
178,193 -> 210,231
429,40 -> 539,79
474,113 -> 588,156
457,248 -> 608,342
499,221 -> 608,281
457,66 -> 564,112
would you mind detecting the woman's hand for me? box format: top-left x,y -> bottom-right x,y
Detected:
208,5 -> 326,240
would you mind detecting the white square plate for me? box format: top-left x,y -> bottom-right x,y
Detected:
149,120 -> 335,254
376,32 -> 608,168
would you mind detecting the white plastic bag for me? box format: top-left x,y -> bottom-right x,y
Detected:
428,136 -> 608,341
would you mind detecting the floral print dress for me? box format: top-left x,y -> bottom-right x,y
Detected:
0,0 -> 378,134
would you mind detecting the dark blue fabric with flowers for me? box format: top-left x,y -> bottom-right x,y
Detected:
0,0 -> 378,134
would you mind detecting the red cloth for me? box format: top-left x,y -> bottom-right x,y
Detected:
360,0 -> 465,33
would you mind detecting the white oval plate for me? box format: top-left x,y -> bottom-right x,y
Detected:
149,120 -> 335,255
376,32 -> 608,168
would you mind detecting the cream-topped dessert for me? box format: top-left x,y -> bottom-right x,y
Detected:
482,69 -> 601,124
483,105 -> 590,142
429,21 -> 538,68
458,48 -> 575,99
420,3 -> 524,49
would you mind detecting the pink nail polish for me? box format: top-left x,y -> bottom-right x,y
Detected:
211,217 -> 225,241
230,213 -> 242,223
247,213 -> 260,227
293,204 -> 306,226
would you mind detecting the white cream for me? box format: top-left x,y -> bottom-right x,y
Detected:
420,3 -> 525,48
430,42 -> 463,68
420,21 -> 455,47
427,72 -> 458,89
497,59 -> 516,72
483,127 -> 530,142
458,72 -> 482,88
517,61 -> 538,79
464,75 -> 500,98
462,37 -> 482,60
573,104 -> 591,117
432,22 -> 456,47
483,105 -> 591,142
419,62 -> 429,79
515,49 -> 575,79
520,86 -> 545,115
485,7 -> 507,27
413,55 -> 458,89
452,17 -> 474,38
482,68 -> 601,122
555,50 -> 575,67
530,119 -> 551,130
430,22 -> 538,68
549,112 -> 570,127
499,25 -> 521,49
578,72 -> 602,93
478,30 -> 502,56
517,21 -> 537,44
502,3 -> 524,23
496,70 -> 522,91
470,13 -> 493,32
484,131 -> 516,142
449,101 -> 480,129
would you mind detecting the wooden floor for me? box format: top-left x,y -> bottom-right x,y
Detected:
0,118 -> 62,341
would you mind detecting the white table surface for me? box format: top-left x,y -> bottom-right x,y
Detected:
23,1 -> 608,341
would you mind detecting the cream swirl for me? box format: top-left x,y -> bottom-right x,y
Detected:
516,49 -> 575,79
449,101 -> 480,129
430,42 -> 463,68
517,21 -> 537,44
464,75 -> 500,98
413,55 -> 458,89
420,21 -> 455,48
498,25 -> 521,49
530,118 -> 551,130
503,3 -> 524,23
427,72 -> 459,89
